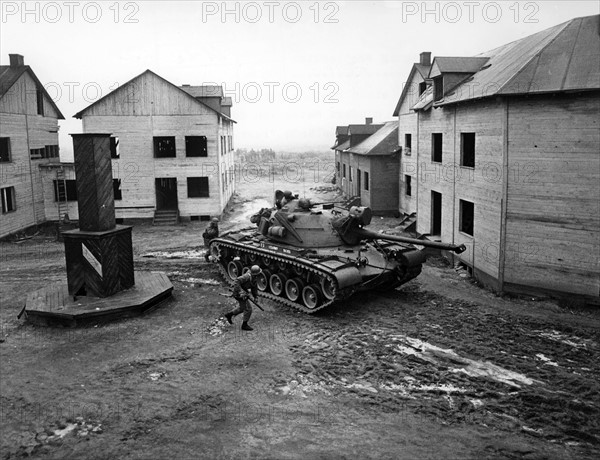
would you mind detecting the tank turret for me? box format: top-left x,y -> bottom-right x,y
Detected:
209,192 -> 466,313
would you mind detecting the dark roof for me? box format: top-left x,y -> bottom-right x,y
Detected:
435,14 -> 600,106
335,125 -> 348,135
222,96 -> 232,106
347,123 -> 383,135
0,65 -> 65,119
179,85 -> 224,98
345,121 -> 399,156
429,57 -> 490,77
335,140 -> 350,151
392,63 -> 432,116
74,70 -> 235,122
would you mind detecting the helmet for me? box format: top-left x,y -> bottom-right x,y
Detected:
250,265 -> 262,276
211,217 -> 219,223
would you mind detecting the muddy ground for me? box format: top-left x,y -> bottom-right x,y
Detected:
1,170 -> 599,459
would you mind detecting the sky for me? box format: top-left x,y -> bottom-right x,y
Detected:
1,1 -> 599,159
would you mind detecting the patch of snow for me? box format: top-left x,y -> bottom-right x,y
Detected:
535,330 -> 593,349
142,250 -> 206,259
535,354 -> 559,367
183,278 -> 220,285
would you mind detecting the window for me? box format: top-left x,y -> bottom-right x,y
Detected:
419,81 -> 427,95
54,180 -> 78,201
1,186 -> 16,213
187,177 -> 209,198
405,175 -> 412,196
342,164 -> 346,178
185,136 -> 208,157
349,167 -> 353,182
44,145 -> 59,158
154,137 -> 176,158
113,179 -> 122,200
432,133 -> 443,163
433,76 -> 443,101
405,134 -> 412,154
30,148 -> 44,159
431,191 -> 442,236
459,200 -> 474,236
364,171 -> 369,191
0,138 -> 10,162
461,133 -> 475,168
36,87 -> 44,115
110,137 -> 120,159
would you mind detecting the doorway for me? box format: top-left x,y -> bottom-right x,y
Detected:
155,178 -> 178,210
357,169 -> 362,197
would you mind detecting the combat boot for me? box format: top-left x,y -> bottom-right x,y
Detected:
241,322 -> 253,331
224,313 -> 233,324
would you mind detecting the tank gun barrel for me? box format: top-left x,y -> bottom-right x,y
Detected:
354,228 -> 466,254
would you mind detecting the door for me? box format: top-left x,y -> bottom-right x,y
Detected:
155,178 -> 178,210
357,169 -> 361,197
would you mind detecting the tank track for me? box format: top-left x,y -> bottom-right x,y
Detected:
210,238 -> 346,314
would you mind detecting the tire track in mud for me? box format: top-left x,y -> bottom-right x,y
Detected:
285,287 -> 600,450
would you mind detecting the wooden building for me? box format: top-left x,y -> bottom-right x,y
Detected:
0,54 -> 64,238
74,70 -> 236,223
394,15 -> 600,303
332,119 -> 400,215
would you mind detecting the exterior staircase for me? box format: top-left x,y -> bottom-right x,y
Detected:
153,209 -> 179,225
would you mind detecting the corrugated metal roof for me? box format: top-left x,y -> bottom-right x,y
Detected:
345,121 -> 399,156
0,65 -> 65,119
436,14 -> 600,106
179,85 -> 223,98
347,123 -> 383,135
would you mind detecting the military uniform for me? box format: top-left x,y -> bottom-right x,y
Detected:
203,220 -> 219,261
225,268 -> 261,330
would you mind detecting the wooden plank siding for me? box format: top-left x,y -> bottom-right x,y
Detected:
79,71 -> 235,219
416,99 -> 505,282
0,72 -> 61,238
504,94 -> 600,297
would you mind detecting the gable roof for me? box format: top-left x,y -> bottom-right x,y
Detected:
222,96 -> 232,107
392,62 -> 432,116
0,65 -> 65,119
335,125 -> 348,135
74,70 -> 235,122
435,14 -> 600,107
179,85 -> 224,98
345,121 -> 399,156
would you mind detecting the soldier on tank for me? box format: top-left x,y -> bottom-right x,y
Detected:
224,265 -> 262,331
203,217 -> 219,261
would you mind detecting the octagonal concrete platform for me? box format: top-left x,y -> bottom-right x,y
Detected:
23,271 -> 173,326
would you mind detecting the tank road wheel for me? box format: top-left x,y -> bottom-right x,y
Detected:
292,265 -> 304,276
285,277 -> 305,302
257,269 -> 272,292
209,244 -> 221,262
269,273 -> 288,296
262,256 -> 274,269
277,260 -> 288,271
320,277 -> 336,301
302,284 -> 323,309
227,260 -> 243,280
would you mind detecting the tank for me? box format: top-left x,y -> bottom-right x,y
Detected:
208,191 -> 466,313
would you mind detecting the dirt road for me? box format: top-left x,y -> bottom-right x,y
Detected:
1,175 -> 599,459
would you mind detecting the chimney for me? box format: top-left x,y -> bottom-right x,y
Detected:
9,54 -> 24,67
365,117 -> 373,125
420,52 -> 431,66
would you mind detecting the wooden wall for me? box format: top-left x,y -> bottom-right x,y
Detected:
0,72 -> 60,238
416,99 -> 505,281
504,93 -> 600,297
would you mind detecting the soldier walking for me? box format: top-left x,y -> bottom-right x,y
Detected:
224,265 -> 262,331
203,217 -> 219,262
